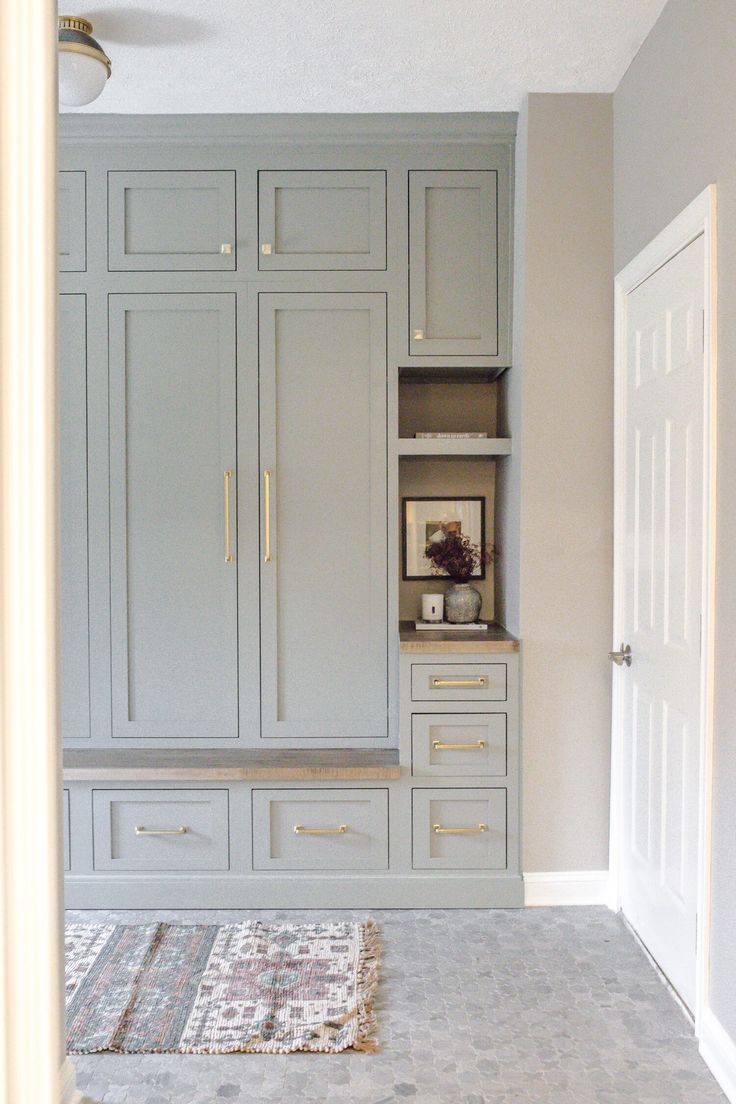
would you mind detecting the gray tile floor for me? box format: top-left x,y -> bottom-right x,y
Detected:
66,907 -> 726,1104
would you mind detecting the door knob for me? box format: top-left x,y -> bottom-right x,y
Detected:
220,243 -> 233,255
608,643 -> 632,667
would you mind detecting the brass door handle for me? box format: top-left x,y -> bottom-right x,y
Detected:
224,469 -> 234,562
432,740 -> 487,750
294,824 -> 348,835
135,826 -> 189,836
432,823 -> 488,834
431,677 -> 487,688
263,469 -> 272,563
220,243 -> 233,255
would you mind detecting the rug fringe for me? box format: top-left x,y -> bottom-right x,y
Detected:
353,919 -> 381,1052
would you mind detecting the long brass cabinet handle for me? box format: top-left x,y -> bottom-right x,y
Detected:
135,826 -> 189,836
432,823 -> 488,834
432,740 -> 487,751
263,469 -> 272,563
294,824 -> 348,835
431,677 -> 487,689
224,470 -> 233,563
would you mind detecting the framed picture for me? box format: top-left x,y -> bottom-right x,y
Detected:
402,496 -> 486,580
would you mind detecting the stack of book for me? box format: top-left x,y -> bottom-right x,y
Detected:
414,620 -> 489,631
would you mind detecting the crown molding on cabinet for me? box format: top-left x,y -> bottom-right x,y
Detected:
58,112 -> 518,146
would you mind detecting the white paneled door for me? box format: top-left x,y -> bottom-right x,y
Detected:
617,233 -> 706,1011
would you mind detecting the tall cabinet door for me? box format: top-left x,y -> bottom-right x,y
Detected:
259,293 -> 388,742
59,294 -> 91,739
109,294 -> 239,740
409,170 -> 500,357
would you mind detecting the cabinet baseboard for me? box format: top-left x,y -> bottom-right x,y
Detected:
65,873 -> 525,910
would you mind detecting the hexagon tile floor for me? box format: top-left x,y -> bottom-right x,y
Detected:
66,906 -> 726,1104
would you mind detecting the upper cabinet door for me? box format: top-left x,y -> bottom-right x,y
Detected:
108,294 -> 239,740
258,171 -> 386,270
259,293 -> 388,741
108,171 -> 236,271
58,171 -> 86,272
409,169 -> 501,358
59,294 -> 90,739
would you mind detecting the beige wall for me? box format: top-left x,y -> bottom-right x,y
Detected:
614,0 -> 736,1046
515,94 -> 614,872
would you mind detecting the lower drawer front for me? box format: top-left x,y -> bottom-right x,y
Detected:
252,788 -> 389,871
412,713 -> 507,777
412,788 -> 506,870
92,788 -> 230,871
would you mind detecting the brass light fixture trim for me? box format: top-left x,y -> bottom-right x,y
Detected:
58,16 -> 112,76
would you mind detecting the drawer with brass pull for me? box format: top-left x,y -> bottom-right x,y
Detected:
410,663 -> 507,702
252,788 -> 389,871
92,788 -> 230,871
412,713 -> 507,777
412,788 -> 507,870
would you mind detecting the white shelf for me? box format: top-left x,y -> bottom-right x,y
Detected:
397,437 -> 512,457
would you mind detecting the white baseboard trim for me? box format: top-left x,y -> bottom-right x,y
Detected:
60,1058 -> 84,1104
699,1006 -> 736,1103
523,870 -> 610,906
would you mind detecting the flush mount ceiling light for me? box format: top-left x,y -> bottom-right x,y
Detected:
58,16 -> 111,107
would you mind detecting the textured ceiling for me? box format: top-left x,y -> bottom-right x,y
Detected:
67,0 -> 668,114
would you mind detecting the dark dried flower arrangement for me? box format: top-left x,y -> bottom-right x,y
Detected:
424,525 -> 498,584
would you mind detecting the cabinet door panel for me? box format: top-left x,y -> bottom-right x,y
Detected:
259,293 -> 387,741
59,294 -> 91,739
108,171 -> 236,271
109,294 -> 238,739
258,171 -> 386,270
409,170 -> 498,356
58,171 -> 86,272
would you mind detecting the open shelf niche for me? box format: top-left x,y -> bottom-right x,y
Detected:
398,374 -> 509,624
397,373 -> 510,456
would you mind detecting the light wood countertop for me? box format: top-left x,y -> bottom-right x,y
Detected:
399,620 -> 519,653
63,748 -> 402,782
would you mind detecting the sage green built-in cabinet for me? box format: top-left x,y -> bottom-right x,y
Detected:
258,170 -> 387,270
59,294 -> 90,739
258,293 -> 388,740
58,171 -> 86,271
59,115 -> 520,910
108,293 -> 239,740
409,170 -> 503,358
108,170 -> 237,271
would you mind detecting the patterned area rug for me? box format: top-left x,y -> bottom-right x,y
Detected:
65,921 -> 380,1054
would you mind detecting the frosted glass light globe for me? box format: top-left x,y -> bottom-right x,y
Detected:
58,50 -> 109,107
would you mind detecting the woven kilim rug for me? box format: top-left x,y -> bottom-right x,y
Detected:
65,921 -> 380,1054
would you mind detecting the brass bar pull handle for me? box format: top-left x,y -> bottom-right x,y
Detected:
224,470 -> 233,563
294,824 -> 348,835
431,677 -> 487,688
432,823 -> 488,834
135,826 -> 189,836
432,740 -> 487,751
264,469 -> 272,563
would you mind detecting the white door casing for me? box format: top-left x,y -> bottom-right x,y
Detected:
611,186 -> 717,1024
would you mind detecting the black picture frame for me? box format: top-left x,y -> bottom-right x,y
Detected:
402,496 -> 486,581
